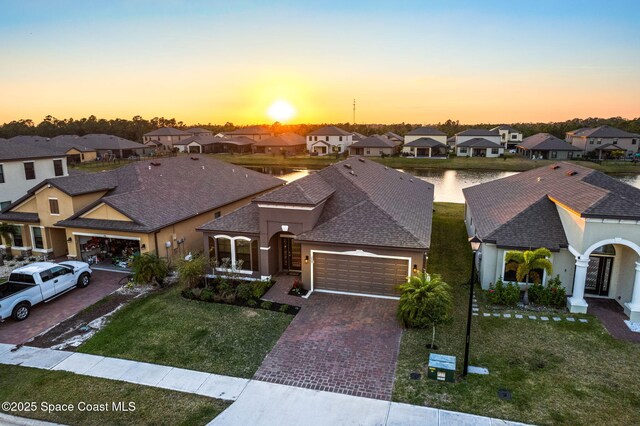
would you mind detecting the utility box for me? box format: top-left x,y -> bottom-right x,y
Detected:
427,353 -> 456,383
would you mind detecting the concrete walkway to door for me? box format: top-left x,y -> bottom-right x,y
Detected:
254,292 -> 402,400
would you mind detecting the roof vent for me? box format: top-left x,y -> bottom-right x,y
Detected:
550,165 -> 560,170
190,157 -> 199,160
245,174 -> 248,178
384,167 -> 388,170
358,158 -> 365,163
232,168 -> 235,173
202,166 -> 205,170
566,170 -> 578,176
151,162 -> 161,166
400,176 -> 404,180
410,179 -> 414,182
349,170 -> 356,176
537,177 -> 542,182
148,165 -> 151,170
344,164 -> 352,169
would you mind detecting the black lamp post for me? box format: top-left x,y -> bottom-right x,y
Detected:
463,235 -> 482,377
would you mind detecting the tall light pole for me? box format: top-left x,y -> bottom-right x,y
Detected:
463,235 -> 482,377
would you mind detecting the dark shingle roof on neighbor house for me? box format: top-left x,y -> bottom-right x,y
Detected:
144,127 -> 192,137
226,126 -> 272,136
349,135 -> 395,148
457,138 -> 502,148
456,128 -> 500,137
403,137 -> 446,148
567,125 -> 639,138
307,126 -> 352,137
463,162 -> 640,250
252,133 -> 306,147
1,156 -> 284,233
0,137 -> 68,161
185,127 -> 211,134
200,158 -> 434,250
53,134 -> 146,151
405,126 -> 446,137
491,125 -> 520,133
518,133 -> 582,151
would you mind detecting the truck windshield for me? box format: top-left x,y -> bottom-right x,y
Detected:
8,273 -> 36,284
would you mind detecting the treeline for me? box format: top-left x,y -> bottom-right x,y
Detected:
1,115 -> 639,142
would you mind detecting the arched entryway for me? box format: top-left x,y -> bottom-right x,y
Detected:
584,244 -> 616,297
267,232 -> 302,273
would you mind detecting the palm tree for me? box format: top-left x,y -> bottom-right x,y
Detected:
130,253 -> 169,285
0,223 -> 17,267
504,248 -> 553,305
397,272 -> 453,349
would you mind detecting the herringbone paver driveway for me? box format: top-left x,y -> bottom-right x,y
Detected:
254,292 -> 402,400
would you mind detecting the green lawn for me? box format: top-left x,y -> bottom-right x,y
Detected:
79,287 -> 293,378
393,203 -> 640,426
0,365 -> 228,426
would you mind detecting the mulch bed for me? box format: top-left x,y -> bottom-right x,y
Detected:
181,289 -> 301,315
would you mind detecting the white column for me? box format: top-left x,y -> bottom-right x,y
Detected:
428,147 -> 432,158
624,262 -> 640,322
567,255 -> 590,313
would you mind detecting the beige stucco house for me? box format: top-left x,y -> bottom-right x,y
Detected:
463,162 -> 640,321
517,133 -> 582,160
349,135 -> 398,157
566,125 -> 639,158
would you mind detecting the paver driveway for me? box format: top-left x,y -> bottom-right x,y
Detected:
254,292 -> 402,400
0,269 -> 125,345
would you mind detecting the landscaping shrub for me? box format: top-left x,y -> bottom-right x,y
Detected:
260,300 -> 273,310
200,288 -> 215,302
235,282 -> 254,302
176,254 -> 208,289
487,279 -> 520,307
130,253 -> 168,286
247,299 -> 258,307
252,280 -> 272,299
279,304 -> 290,313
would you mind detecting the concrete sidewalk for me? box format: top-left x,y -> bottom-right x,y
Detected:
0,344 -> 531,426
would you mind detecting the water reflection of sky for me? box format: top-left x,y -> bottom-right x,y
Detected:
255,167 -> 640,204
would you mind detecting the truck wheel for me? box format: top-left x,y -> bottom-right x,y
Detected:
77,272 -> 91,288
12,303 -> 30,321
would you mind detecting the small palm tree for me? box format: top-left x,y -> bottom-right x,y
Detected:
130,253 -> 169,285
505,248 -> 553,305
0,223 -> 17,267
397,272 -> 453,349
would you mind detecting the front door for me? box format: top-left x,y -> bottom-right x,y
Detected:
281,237 -> 302,271
585,256 -> 613,296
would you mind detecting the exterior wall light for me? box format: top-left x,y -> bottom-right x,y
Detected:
304,256 -> 309,264
412,264 -> 418,274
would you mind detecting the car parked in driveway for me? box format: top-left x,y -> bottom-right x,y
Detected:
0,261 -> 92,321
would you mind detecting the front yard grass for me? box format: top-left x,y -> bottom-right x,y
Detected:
79,286 -> 293,378
0,365 -> 228,425
393,202 -> 640,426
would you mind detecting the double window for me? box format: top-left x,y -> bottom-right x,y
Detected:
24,162 -> 35,180
459,147 -> 468,153
211,237 -> 259,272
491,148 -> 499,155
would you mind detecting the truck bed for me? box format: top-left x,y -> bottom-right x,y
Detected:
0,281 -> 34,301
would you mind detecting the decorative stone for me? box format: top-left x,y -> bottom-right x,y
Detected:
528,316 -> 537,320
552,317 -> 561,321
540,316 -> 549,321
515,314 -> 523,319
566,317 -> 575,322
503,314 -> 511,318
579,319 -> 588,323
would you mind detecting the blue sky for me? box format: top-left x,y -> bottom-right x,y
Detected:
0,0 -> 638,124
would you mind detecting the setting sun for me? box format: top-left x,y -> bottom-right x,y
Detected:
267,100 -> 296,122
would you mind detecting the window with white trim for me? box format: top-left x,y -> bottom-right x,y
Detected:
459,147 -> 468,153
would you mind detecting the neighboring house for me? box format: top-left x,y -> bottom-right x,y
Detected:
463,162 -> 640,321
52,134 -> 147,159
43,136 -> 98,164
402,138 -> 447,158
491,125 -> 523,149
198,158 -> 434,298
349,136 -> 398,157
185,127 -> 213,137
143,127 -> 193,151
453,129 -> 501,149
517,133 -> 582,160
252,133 -> 306,155
172,135 -> 220,154
0,138 -> 69,210
565,125 -> 640,158
404,126 -> 447,145
306,126 -> 353,156
351,132 -> 367,142
456,138 -> 504,157
0,156 -> 283,264
214,136 -> 255,154
383,132 -> 403,145
224,126 -> 273,142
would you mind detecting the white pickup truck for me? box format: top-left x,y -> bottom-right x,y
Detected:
0,261 -> 92,322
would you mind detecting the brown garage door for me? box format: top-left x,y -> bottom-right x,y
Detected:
313,253 -> 409,297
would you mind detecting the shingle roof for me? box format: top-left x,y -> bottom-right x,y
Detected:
406,126 -> 446,136
456,129 -> 500,137
463,162 -> 640,249
491,125 -> 520,133
307,126 -> 352,136
226,126 -> 272,135
0,137 -> 69,161
74,134 -> 146,150
203,159 -> 434,250
457,138 -> 502,148
568,125 -> 639,138
0,156 -> 284,233
595,143 -> 625,151
518,133 -> 581,151
185,127 -> 211,134
349,136 -> 395,148
252,133 -> 305,147
216,136 -> 255,146
0,211 -> 39,221
403,137 -> 446,148
144,127 -> 192,137
384,132 -> 403,140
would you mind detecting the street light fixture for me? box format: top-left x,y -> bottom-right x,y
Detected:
463,235 -> 482,377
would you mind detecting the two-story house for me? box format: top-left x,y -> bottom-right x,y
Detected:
565,125 -> 640,158
402,126 -> 448,158
0,138 -> 69,210
453,129 -> 503,157
143,127 -> 193,151
491,125 -> 523,149
306,126 -> 353,155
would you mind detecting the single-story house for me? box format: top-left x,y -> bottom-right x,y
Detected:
213,136 -> 255,154
456,138 -> 504,157
252,133 -> 306,155
306,126 -> 353,156
0,156 -> 283,267
463,162 -> 640,320
173,135 -> 220,154
198,158 -> 434,299
401,137 -> 447,158
349,136 -> 398,157
517,133 -> 582,160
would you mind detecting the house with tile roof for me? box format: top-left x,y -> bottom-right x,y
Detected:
517,133 -> 582,160
463,162 -> 640,320
143,127 -> 193,151
198,158 -> 434,298
349,135 -> 398,157
306,126 -> 353,156
0,156 -> 283,266
491,125 -> 523,149
565,125 -> 639,158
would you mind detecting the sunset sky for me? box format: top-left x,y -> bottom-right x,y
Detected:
1,1 -> 639,125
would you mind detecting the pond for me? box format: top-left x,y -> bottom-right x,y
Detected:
247,166 -> 640,204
